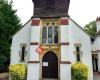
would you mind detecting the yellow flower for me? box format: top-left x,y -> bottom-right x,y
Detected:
9,64 -> 26,80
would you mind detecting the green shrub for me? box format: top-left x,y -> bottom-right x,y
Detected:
71,62 -> 88,80
9,64 -> 26,80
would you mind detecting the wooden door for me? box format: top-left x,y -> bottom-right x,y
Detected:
42,51 -> 58,79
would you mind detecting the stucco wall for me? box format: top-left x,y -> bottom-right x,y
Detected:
27,19 -> 40,80
92,37 -> 100,51
10,20 -> 32,64
60,21 -> 70,61
29,25 -> 40,61
27,64 -> 40,80
68,18 -> 93,80
31,25 -> 40,42
96,21 -> 100,32
60,64 -> 71,80
97,37 -> 100,49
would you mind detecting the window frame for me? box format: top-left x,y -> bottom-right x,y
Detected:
20,44 -> 27,62
74,43 -> 82,62
40,19 -> 60,45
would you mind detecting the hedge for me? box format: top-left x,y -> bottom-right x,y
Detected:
71,62 -> 88,80
9,64 -> 26,80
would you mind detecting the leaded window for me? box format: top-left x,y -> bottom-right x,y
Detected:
54,26 -> 58,43
42,26 -> 47,44
48,26 -> 53,43
41,19 -> 59,45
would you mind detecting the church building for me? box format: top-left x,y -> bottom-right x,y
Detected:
10,0 -> 93,80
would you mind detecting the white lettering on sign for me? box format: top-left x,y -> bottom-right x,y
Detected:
43,62 -> 48,67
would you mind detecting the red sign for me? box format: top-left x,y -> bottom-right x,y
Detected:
35,46 -> 44,54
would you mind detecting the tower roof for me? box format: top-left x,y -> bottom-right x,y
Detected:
32,0 -> 70,18
96,17 -> 100,21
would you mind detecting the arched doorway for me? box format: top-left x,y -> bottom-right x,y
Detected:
42,51 -> 58,79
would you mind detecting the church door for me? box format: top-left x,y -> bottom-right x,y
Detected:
42,51 -> 58,79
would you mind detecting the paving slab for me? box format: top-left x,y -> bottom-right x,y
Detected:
93,72 -> 100,80
0,72 -> 9,80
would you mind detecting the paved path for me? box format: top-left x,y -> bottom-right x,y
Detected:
0,72 -> 9,80
93,72 -> 100,80
0,72 -> 100,80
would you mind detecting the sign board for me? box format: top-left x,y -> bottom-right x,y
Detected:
43,62 -> 48,67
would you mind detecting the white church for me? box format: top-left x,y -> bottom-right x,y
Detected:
10,0 -> 100,80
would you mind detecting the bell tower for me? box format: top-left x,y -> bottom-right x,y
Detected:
32,0 -> 70,17
28,0 -> 71,80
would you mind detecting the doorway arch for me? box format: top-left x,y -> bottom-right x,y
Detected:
42,51 -> 58,79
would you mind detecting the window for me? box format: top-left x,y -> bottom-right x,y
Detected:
41,19 -> 59,45
20,44 -> 27,62
42,26 -> 47,44
76,46 -> 80,61
48,26 -> 53,43
21,46 -> 25,61
54,26 -> 58,43
74,44 -> 82,62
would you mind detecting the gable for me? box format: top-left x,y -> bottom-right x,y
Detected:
69,18 -> 93,38
12,19 -> 32,38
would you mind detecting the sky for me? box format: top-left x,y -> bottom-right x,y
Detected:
8,0 -> 100,27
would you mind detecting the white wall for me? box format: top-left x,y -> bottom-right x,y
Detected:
29,24 -> 40,61
61,22 -> 70,61
60,18 -> 71,80
92,37 -> 99,51
31,25 -> 40,42
68,18 -> 93,80
10,20 -> 31,64
60,64 -> 71,80
61,45 -> 69,61
61,25 -> 69,42
29,45 -> 39,61
27,19 -> 40,80
96,21 -> 100,32
27,64 -> 40,80
60,17 -> 93,80
97,37 -> 100,49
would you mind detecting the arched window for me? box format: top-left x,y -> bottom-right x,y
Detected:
48,26 -> 53,43
42,26 -> 47,44
54,26 -> 58,43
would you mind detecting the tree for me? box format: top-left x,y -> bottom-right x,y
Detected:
0,0 -> 22,72
84,21 -> 96,37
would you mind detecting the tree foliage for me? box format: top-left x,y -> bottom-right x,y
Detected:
84,21 -> 96,37
0,0 -> 22,72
